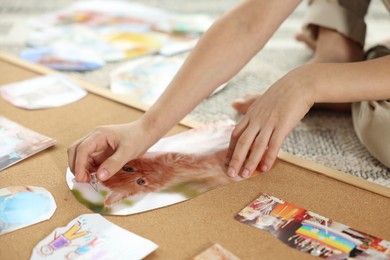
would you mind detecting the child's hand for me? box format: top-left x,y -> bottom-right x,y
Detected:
67,120 -> 153,183
226,67 -> 315,178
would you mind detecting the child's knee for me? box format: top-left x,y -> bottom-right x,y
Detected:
352,101 -> 390,168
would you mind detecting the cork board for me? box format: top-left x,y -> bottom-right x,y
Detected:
0,53 -> 389,260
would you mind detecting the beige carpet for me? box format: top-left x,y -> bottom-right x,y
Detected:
0,0 -> 389,187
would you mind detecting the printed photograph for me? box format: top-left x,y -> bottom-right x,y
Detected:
67,121 -> 247,215
0,116 -> 56,171
236,193 -> 390,259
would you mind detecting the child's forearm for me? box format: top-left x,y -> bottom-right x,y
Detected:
141,0 -> 301,141
307,56 -> 390,104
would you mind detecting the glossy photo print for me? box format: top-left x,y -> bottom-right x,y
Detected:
31,214 -> 157,260
236,193 -> 390,259
0,186 -> 56,235
67,121 -> 250,215
0,116 -> 56,171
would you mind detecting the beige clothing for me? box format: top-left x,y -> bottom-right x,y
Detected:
303,0 -> 390,46
352,101 -> 390,168
303,0 -> 390,168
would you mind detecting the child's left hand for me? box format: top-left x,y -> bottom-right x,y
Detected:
225,66 -> 315,178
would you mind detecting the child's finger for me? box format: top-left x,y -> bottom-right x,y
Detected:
261,128 -> 286,172
226,119 -> 248,173
97,146 -> 132,181
227,124 -> 257,178
241,127 -> 272,178
73,134 -> 105,183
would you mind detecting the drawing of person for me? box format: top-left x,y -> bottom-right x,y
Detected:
40,221 -> 89,255
66,237 -> 99,260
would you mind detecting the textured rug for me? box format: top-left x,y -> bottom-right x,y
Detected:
0,0 -> 389,187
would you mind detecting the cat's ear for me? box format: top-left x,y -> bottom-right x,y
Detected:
104,191 -> 128,207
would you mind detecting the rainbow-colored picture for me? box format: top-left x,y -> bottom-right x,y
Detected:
235,193 -> 390,259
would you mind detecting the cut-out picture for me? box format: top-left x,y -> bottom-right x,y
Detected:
0,186 -> 56,235
110,55 -> 227,106
20,46 -> 105,71
0,116 -> 57,171
29,0 -> 213,35
31,214 -> 158,260
26,26 -> 126,63
67,121 -> 250,215
25,0 -> 214,66
236,193 -> 390,259
193,243 -> 240,260
103,31 -> 165,60
0,74 -> 87,109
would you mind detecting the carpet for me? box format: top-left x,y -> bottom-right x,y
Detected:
0,0 -> 389,187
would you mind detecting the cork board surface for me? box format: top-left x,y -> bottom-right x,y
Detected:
0,57 -> 389,260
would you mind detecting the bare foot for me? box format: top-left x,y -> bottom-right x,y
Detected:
311,27 -> 364,63
232,27 -> 365,113
295,32 -> 316,51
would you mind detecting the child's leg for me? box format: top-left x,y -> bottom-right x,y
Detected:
232,0 -> 370,113
308,26 -> 364,63
300,0 -> 369,53
352,101 -> 390,168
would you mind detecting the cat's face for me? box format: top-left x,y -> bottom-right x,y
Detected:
102,156 -> 171,206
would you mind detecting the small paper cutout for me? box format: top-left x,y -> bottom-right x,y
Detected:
110,55 -> 227,106
0,74 -> 87,109
31,214 -> 158,260
236,193 -> 390,259
0,116 -> 56,171
0,186 -> 56,235
193,243 -> 240,260
20,46 -> 104,71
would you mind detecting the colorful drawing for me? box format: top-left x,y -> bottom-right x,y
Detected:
67,120 -> 253,215
40,221 -> 89,255
26,25 -> 126,63
0,117 -> 56,171
20,46 -> 104,71
0,186 -> 56,235
31,214 -> 158,260
236,193 -> 390,259
0,74 -> 87,109
110,55 -> 227,106
24,0 -> 214,69
29,0 -> 212,35
110,55 -> 186,105
66,237 -> 99,260
103,31 -> 165,60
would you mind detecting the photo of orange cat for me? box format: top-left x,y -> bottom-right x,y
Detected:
67,120 -> 251,215
102,149 -> 243,206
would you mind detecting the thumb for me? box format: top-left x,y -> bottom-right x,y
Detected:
96,149 -> 129,181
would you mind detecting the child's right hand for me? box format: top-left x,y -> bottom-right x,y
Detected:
67,120 -> 155,183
